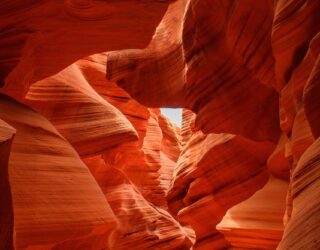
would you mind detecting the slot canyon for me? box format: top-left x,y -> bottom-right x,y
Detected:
0,0 -> 319,249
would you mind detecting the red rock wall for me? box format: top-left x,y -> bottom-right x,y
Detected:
0,119 -> 15,250
0,50 -> 189,249
167,110 -> 275,249
217,177 -> 289,249
0,94 -> 117,250
0,0 -> 319,249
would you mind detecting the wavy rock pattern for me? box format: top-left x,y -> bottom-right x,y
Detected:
84,156 -> 194,250
0,0 -> 170,97
182,0 -> 280,142
0,119 -> 15,250
106,0 -> 187,107
0,0 -> 319,249
0,94 -> 116,249
168,110 -> 274,249
277,138 -> 320,249
76,53 -> 180,207
107,0 -> 281,142
74,54 -> 193,249
25,63 -> 138,156
217,177 -> 288,249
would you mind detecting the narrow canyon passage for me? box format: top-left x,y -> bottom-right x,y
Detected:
0,0 -> 319,249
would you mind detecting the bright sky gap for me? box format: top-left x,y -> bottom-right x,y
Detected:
160,108 -> 182,127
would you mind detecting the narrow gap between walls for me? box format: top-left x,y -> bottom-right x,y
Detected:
160,108 -> 182,127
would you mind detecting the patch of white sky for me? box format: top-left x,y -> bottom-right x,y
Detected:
160,108 -> 182,127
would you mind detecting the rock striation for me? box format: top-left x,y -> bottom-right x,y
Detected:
0,0 -> 171,97
0,119 -> 15,250
0,94 -> 117,250
217,177 -> 288,249
0,0 -> 319,249
167,110 -> 275,249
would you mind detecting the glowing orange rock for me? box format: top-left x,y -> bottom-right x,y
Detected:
0,119 -> 15,250
106,0 -> 187,107
0,0 -> 171,97
0,94 -> 116,249
0,0 -> 319,249
183,0 -> 280,142
267,133 -> 291,180
25,63 -> 138,157
75,54 -> 193,249
77,53 -> 180,207
278,138 -> 320,249
168,110 -> 274,249
272,0 -> 320,86
304,52 -> 320,138
217,177 -> 288,249
106,0 -> 281,142
84,156 -> 195,250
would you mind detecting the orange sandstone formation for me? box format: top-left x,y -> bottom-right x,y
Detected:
277,138 -> 320,250
167,110 -> 275,249
217,177 -> 288,249
0,0 -> 319,249
25,53 -> 194,249
0,94 -> 117,249
0,119 -> 15,250
106,0 -> 187,107
84,156 -> 194,250
0,0 -> 171,97
25,63 -> 138,157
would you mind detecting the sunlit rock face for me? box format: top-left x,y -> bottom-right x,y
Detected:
217,177 -> 288,249
0,94 -> 117,250
167,110 -> 275,249
0,0 -> 319,249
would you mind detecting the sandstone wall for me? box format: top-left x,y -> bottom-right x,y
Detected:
0,0 -> 319,249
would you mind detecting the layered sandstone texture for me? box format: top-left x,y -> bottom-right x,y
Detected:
0,0 -> 319,249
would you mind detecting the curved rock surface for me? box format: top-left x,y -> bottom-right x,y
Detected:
0,0 -> 319,249
84,156 -> 194,250
24,62 -> 138,156
167,110 -> 274,249
106,0 -> 187,107
0,119 -> 15,250
74,54 -> 193,249
0,94 -> 117,249
217,177 -> 288,249
277,138 -> 320,250
106,0 -> 281,142
0,0 -> 171,97
76,53 -> 181,208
